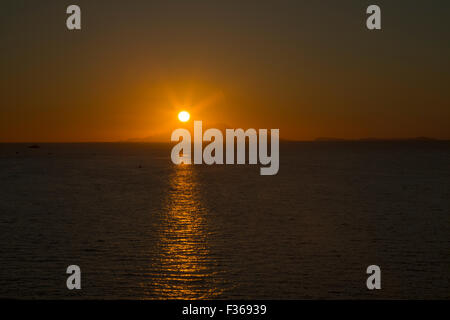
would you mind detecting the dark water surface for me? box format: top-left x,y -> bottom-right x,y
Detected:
0,142 -> 449,299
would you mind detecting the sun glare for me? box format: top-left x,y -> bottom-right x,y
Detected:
178,111 -> 190,122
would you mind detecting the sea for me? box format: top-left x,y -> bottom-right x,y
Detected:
0,142 -> 449,299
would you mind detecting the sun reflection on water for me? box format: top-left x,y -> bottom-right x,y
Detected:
150,163 -> 223,299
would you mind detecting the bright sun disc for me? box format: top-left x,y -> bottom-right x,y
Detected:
178,111 -> 190,122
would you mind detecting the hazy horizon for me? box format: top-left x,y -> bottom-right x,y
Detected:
0,136 -> 448,144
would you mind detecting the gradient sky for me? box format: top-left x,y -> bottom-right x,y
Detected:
1,0 -> 449,142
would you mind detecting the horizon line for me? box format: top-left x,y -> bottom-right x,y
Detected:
0,137 -> 448,144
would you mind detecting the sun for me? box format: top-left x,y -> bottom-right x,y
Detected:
178,111 -> 190,122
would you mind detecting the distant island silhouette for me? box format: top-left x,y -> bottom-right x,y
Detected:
121,136 -> 442,143
314,137 -> 439,142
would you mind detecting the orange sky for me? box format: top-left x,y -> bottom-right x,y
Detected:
1,1 -> 449,142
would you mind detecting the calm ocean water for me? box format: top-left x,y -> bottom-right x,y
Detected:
0,142 -> 449,299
